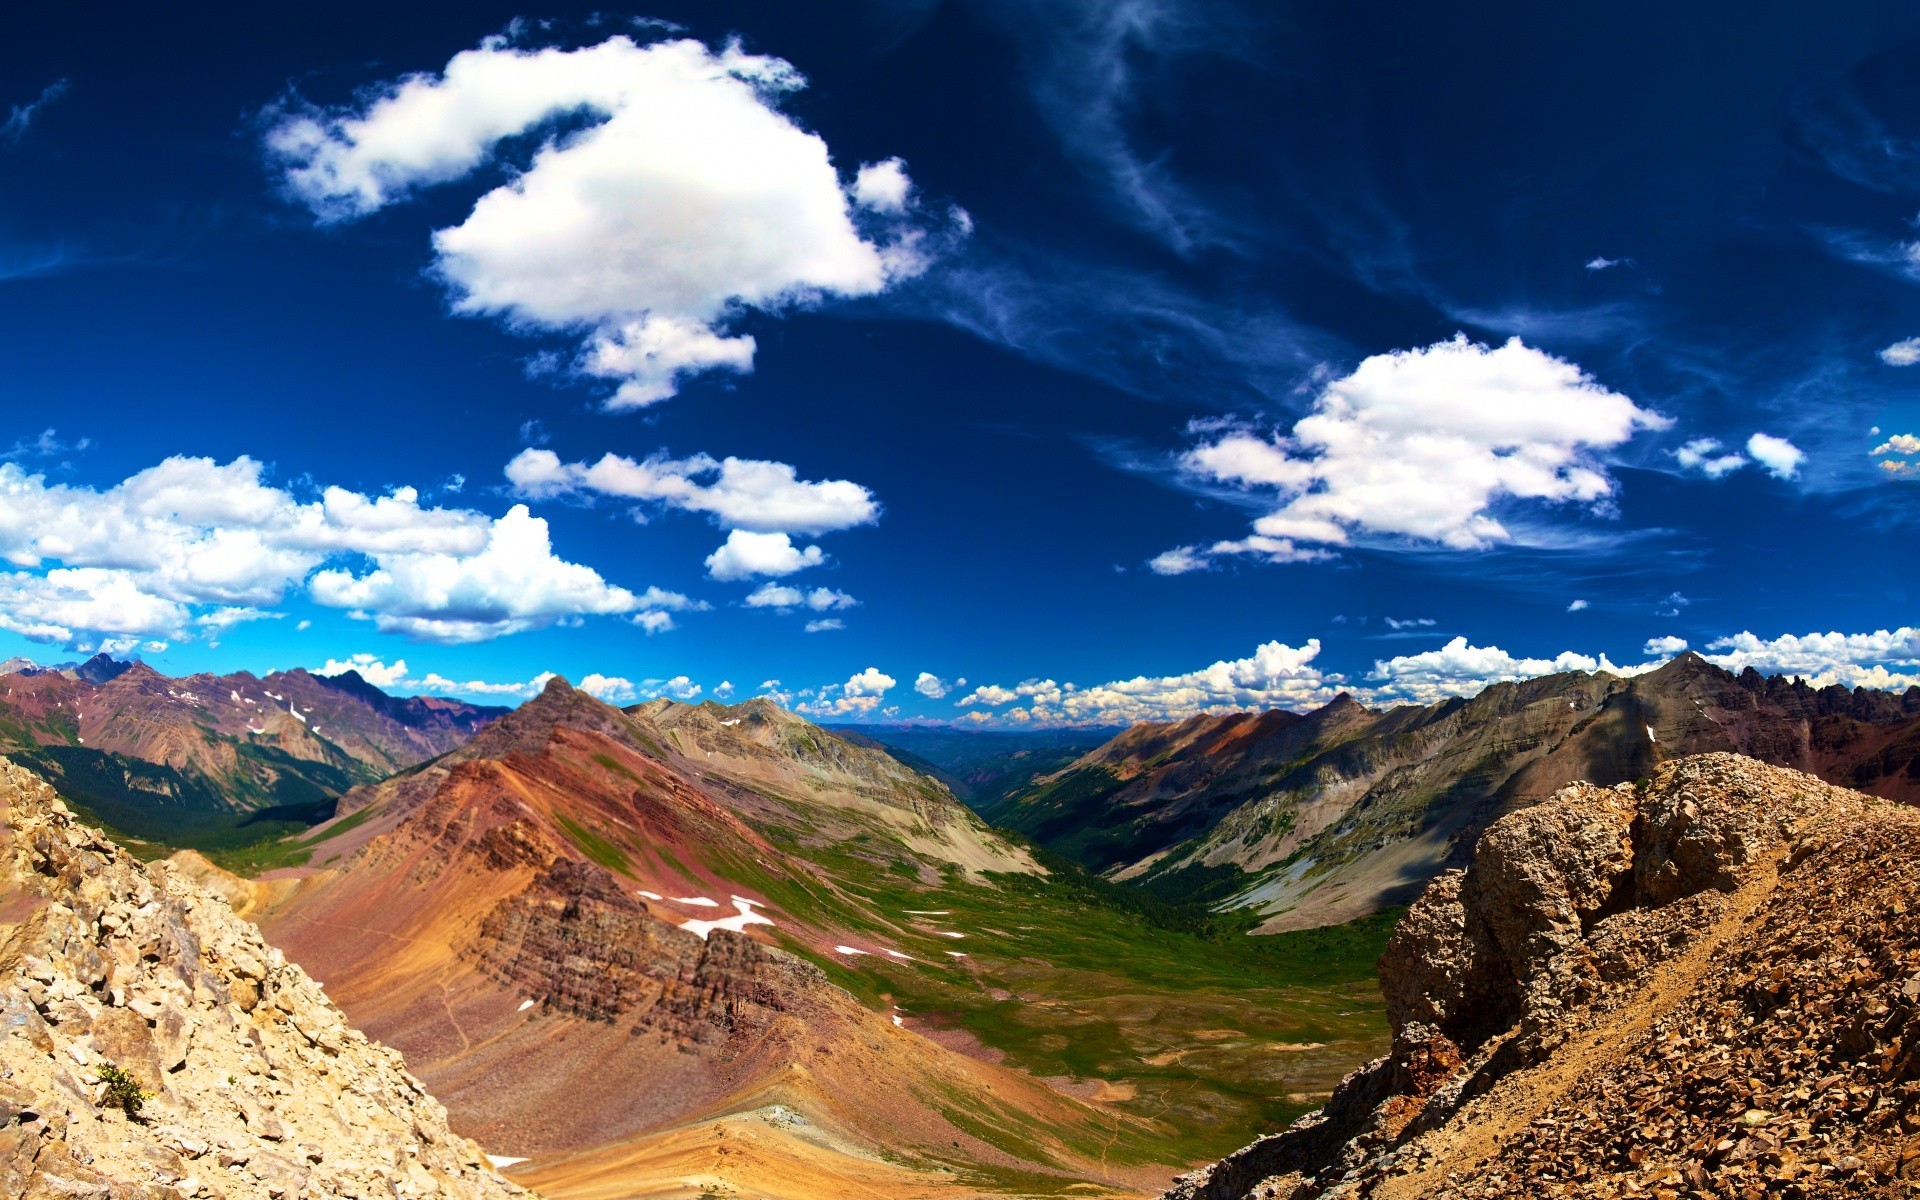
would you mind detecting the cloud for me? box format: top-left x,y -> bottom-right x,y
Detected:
2,80 -> 70,142
958,640 -> 1344,725
713,680 -> 736,700
1364,637 -> 1666,707
0,456 -> 673,648
851,157 -> 913,214
1643,635 -> 1689,656
743,582 -> 857,611
1384,617 -> 1435,630
1702,627 -> 1920,690
914,672 -> 962,699
507,447 -> 878,534
1584,256 -> 1628,272
319,653 -> 411,689
1673,437 -> 1747,478
1167,336 -> 1669,569
1879,339 -> 1920,366
579,673 -> 638,703
1147,545 -> 1209,575
2,429 -> 91,462
267,35 -> 951,408
1567,599 -> 1590,612
1656,591 -> 1690,618
308,505 -> 686,644
703,530 -> 826,581
1745,433 -> 1804,480
1871,433 -> 1920,456
796,666 -> 894,715
804,618 -> 845,633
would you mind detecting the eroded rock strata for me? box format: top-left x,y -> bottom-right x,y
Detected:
1168,753 -> 1920,1199
0,759 -> 526,1200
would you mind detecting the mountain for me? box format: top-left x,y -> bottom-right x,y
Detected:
1166,753 -> 1920,1199
996,653 -> 1920,931
235,678 -> 1168,1198
834,723 -> 1119,813
0,657 -> 503,852
0,756 -> 526,1200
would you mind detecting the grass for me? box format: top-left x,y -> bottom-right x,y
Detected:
554,812 -> 635,877
738,820 -> 1398,1170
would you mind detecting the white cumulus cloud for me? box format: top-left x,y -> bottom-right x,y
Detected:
704,530 -> 826,581
267,35 -> 952,407
914,672 -> 961,699
318,653 -> 411,688
1702,628 -> 1920,690
1166,336 -> 1669,569
1745,433 -> 1804,480
1879,338 -> 1920,366
1643,635 -> 1689,656
1674,437 -> 1747,478
0,456 -> 678,648
796,666 -> 894,715
744,582 -> 857,611
1872,433 -> 1920,457
506,447 -> 878,535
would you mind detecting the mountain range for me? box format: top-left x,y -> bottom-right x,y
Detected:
0,654 -> 502,854
964,652 -> 1920,931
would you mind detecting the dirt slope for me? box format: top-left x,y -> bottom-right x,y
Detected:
243,680 -> 1149,1198
1165,752 -> 1920,1199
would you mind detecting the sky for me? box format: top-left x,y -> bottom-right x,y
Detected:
0,0 -> 1918,726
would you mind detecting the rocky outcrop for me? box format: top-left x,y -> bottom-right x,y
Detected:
1166,753 -> 1920,1199
0,758 -> 528,1200
468,857 -> 817,1041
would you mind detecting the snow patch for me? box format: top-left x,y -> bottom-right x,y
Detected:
903,909 -> 950,915
517,999 -> 536,1012
935,931 -> 966,939
636,890 -> 663,901
681,897 -> 775,940
945,951 -> 967,958
834,946 -> 870,956
1645,724 -> 1657,744
485,1156 -> 528,1169
673,896 -> 721,908
884,950 -> 912,960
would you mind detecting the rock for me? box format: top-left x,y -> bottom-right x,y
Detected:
1165,753 -> 1917,1200
0,758 -> 536,1200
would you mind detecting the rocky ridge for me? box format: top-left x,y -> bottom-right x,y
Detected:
1164,753 -> 1920,1199
0,758 -> 527,1200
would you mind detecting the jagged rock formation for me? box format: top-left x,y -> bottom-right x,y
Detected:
0,758 -> 526,1200
1165,753 -> 1920,1199
1000,653 -> 1920,931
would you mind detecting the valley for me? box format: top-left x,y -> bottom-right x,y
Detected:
9,650 -> 1918,1198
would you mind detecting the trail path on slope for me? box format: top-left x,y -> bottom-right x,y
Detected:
1372,850 -> 1786,1200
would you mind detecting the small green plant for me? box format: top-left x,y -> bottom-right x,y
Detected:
95,1063 -> 149,1119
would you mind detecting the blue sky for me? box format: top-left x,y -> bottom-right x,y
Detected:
0,0 -> 1917,724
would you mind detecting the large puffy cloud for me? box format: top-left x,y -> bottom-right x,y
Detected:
704,530 -> 826,581
0,456 -> 682,648
268,35 -> 951,407
1702,628 -> 1920,690
313,655 -> 708,704
506,447 -> 878,534
308,505 -> 683,643
1167,336 -> 1670,568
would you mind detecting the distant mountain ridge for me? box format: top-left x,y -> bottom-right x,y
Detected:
0,654 -> 504,849
995,652 -> 1920,931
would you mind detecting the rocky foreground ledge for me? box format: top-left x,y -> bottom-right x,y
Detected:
0,759 -> 530,1200
1168,752 -> 1920,1200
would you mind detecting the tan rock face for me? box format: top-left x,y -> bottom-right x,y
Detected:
0,758 -> 532,1200
1165,753 -> 1920,1200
